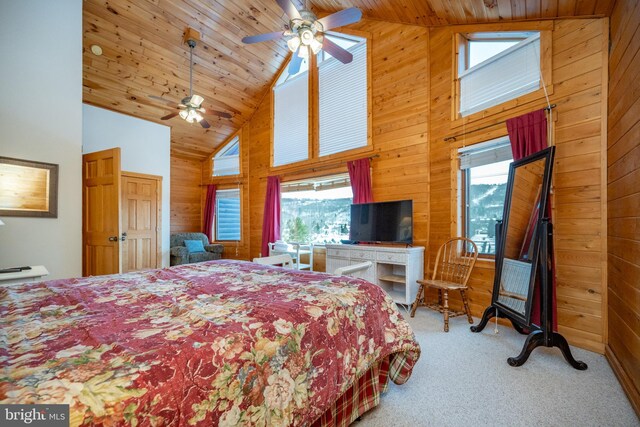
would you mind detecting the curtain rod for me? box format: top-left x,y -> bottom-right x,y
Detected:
443,104 -> 556,142
199,180 -> 243,187
259,154 -> 380,180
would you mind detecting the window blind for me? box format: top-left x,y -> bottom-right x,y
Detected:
460,33 -> 541,117
273,72 -> 309,166
458,137 -> 512,169
318,41 -> 367,157
213,136 -> 240,176
215,189 -> 241,241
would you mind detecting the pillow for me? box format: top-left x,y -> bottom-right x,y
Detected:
184,239 -> 205,253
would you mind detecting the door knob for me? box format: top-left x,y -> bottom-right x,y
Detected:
108,236 -> 118,242
120,232 -> 127,241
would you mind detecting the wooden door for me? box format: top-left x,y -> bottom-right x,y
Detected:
121,172 -> 161,272
83,148 -> 121,276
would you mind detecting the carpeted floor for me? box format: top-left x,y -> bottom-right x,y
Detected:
360,308 -> 639,427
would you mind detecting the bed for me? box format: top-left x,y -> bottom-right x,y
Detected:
0,260 -> 420,426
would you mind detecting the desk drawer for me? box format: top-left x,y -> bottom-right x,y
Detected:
327,248 -> 350,259
349,250 -> 375,261
376,251 -> 406,264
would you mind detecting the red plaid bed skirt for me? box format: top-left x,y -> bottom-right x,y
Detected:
311,349 -> 419,427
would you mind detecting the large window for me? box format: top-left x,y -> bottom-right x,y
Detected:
212,135 -> 240,177
215,189 -> 241,241
273,59 -> 309,166
458,32 -> 541,117
459,137 -> 513,255
318,34 -> 367,157
272,33 -> 368,167
281,174 -> 353,244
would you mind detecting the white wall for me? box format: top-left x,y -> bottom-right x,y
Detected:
0,1 -> 83,280
83,105 -> 171,267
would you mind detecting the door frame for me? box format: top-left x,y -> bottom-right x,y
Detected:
121,171 -> 163,270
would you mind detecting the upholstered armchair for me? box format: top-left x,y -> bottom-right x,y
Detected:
170,233 -> 224,266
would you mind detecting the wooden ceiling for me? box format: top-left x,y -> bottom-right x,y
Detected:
82,0 -> 615,160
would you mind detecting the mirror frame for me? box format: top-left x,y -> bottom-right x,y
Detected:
491,146 -> 555,326
0,156 -> 59,218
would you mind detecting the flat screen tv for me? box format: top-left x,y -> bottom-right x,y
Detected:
349,200 -> 413,244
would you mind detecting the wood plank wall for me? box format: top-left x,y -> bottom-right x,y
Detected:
429,19 -> 609,353
246,20 -> 430,262
170,156 -> 202,233
606,0 -> 640,415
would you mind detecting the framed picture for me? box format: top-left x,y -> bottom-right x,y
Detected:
0,156 -> 59,218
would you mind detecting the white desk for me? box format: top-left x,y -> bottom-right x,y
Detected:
0,265 -> 49,285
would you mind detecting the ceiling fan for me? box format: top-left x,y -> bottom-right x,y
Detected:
149,35 -> 232,129
242,0 -> 362,75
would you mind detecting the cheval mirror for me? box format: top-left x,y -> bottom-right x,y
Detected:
471,146 -> 587,370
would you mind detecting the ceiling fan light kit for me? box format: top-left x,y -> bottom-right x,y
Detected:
242,0 -> 363,74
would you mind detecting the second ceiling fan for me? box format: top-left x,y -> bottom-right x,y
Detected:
242,0 -> 362,74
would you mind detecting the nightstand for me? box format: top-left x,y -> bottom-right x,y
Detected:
0,266 -> 49,286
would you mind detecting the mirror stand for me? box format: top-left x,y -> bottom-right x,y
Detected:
472,219 -> 587,370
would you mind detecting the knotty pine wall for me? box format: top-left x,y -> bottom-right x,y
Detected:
429,19 -> 609,353
245,20 -> 430,262
170,156 -> 202,233
606,0 -> 640,414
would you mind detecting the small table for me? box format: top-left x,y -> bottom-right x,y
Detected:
0,265 -> 49,285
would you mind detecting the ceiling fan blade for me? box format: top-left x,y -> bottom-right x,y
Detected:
161,112 -> 179,120
148,94 -> 177,106
321,37 -> 353,64
242,31 -> 286,44
199,119 -> 211,129
276,0 -> 301,20
318,8 -> 362,31
203,110 -> 233,119
288,49 -> 304,75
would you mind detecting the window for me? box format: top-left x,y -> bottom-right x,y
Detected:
215,189 -> 241,241
459,137 -> 513,255
212,136 -> 240,177
281,173 -> 353,244
273,58 -> 310,166
272,33 -> 369,168
459,32 -> 541,117
318,34 -> 368,157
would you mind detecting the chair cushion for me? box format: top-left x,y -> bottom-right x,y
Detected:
184,239 -> 205,253
417,279 -> 467,290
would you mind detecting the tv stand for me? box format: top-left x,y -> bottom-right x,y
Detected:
326,244 -> 424,305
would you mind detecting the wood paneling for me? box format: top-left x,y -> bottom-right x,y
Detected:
82,1 -> 616,161
170,156 -> 202,233
312,0 -> 614,26
606,0 -> 640,416
428,19 -> 609,353
243,19 -> 430,266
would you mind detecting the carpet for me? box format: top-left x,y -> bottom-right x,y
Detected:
360,308 -> 639,426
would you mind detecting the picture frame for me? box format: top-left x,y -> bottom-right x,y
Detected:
0,156 -> 59,218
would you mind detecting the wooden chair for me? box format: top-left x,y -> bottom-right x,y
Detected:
410,238 -> 478,332
252,254 -> 294,269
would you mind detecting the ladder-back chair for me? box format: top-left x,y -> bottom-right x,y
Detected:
411,237 -> 478,332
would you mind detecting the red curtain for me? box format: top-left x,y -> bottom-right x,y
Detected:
506,109 -> 556,331
203,184 -> 217,242
347,158 -> 373,204
261,176 -> 281,256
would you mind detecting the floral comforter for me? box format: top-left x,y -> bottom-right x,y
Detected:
0,260 -> 420,426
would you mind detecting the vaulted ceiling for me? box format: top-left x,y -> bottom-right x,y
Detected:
82,0 -> 615,160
